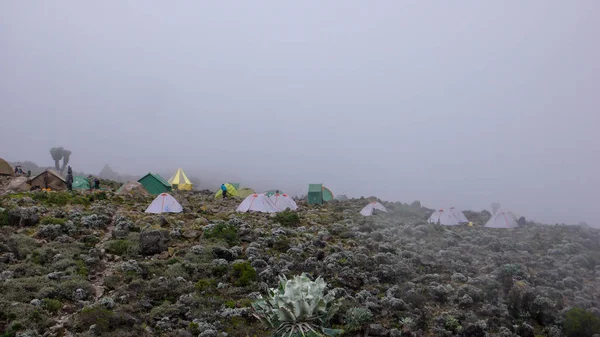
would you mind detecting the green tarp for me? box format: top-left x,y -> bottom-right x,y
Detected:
308,184 -> 323,205
72,176 -> 91,190
322,187 -> 334,202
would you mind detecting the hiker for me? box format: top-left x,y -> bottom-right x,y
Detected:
221,184 -> 228,198
518,216 -> 527,226
67,166 -> 72,176
27,170 -> 31,177
66,174 -> 73,191
94,178 -> 100,189
14,167 -> 18,174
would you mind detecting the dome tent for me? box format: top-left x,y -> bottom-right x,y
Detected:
72,176 -> 91,190
238,187 -> 256,199
145,193 -> 183,214
168,168 -> 193,191
215,183 -> 238,199
360,201 -> 388,216
428,209 -> 462,226
0,158 -> 14,176
485,210 -> 519,228
236,194 -> 280,213
269,193 -> 298,211
117,181 -> 150,196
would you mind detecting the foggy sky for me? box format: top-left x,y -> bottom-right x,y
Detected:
1,1 -> 599,225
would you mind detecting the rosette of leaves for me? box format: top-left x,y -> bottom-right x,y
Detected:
252,273 -> 343,337
344,307 -> 373,332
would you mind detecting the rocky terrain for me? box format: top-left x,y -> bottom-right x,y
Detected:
0,183 -> 599,337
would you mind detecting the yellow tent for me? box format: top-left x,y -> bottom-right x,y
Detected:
215,183 -> 238,199
237,187 -> 256,198
168,168 -> 193,191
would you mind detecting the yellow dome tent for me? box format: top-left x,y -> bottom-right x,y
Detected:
215,183 -> 238,199
237,187 -> 256,199
168,168 -> 193,191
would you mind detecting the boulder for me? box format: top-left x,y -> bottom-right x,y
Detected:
139,230 -> 170,255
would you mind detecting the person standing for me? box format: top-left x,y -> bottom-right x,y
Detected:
221,184 -> 228,198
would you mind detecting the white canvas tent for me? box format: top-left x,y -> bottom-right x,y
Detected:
448,207 -> 469,223
428,209 -> 463,226
485,211 -> 519,228
237,194 -> 280,213
5,177 -> 30,192
145,193 -> 183,214
360,202 -> 388,216
269,193 -> 298,211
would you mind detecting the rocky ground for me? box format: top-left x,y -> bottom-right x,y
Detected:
0,183 -> 599,337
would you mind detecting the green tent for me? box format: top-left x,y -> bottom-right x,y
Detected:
308,184 -> 323,205
322,186 -> 334,202
72,176 -> 91,190
264,189 -> 284,197
228,182 -> 240,190
138,173 -> 172,195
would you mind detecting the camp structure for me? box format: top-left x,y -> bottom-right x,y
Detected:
448,207 -> 469,223
168,168 -> 193,191
0,158 -> 14,176
307,184 -> 334,205
215,183 -> 239,199
428,208 -> 463,226
145,193 -> 183,214
138,173 -> 172,195
5,177 -> 30,192
236,194 -> 280,213
264,189 -> 284,197
30,170 -> 67,191
117,181 -> 150,196
269,193 -> 298,211
72,176 -> 91,190
485,210 -> 519,229
228,183 -> 240,190
360,201 -> 388,216
238,187 -> 256,199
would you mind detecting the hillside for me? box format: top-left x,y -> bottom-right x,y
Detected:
0,184 -> 599,337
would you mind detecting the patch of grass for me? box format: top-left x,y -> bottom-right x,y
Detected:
224,300 -> 236,309
273,210 -> 300,227
41,298 -> 62,313
564,307 -> 600,337
40,217 -> 66,225
231,261 -> 257,287
106,240 -> 132,256
203,223 -> 239,247
75,259 -> 88,277
195,278 -> 218,293
0,209 -> 9,227
167,258 -> 179,265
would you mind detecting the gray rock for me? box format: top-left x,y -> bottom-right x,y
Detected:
100,297 -> 115,309
73,288 -> 88,301
139,230 -> 170,255
9,207 -> 40,226
369,324 -> 389,336
199,330 -> 218,337
190,245 -> 205,254
29,299 -> 41,306
0,270 -> 14,281
212,247 -> 236,261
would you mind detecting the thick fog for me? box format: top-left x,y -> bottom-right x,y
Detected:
1,1 -> 599,225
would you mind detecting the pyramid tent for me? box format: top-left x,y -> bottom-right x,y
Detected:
322,186 -> 334,202
428,209 -> 462,226
168,168 -> 193,191
485,210 -> 519,228
215,183 -> 239,199
269,193 -> 298,211
5,177 -> 30,192
448,207 -> 469,223
72,176 -> 91,190
360,202 -> 388,216
145,193 -> 183,213
117,181 -> 150,196
238,187 -> 256,199
30,170 -> 67,191
236,194 -> 280,213
0,158 -> 14,176
138,173 -> 171,195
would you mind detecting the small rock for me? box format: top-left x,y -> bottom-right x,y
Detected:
369,324 -> 389,336
30,299 -> 41,306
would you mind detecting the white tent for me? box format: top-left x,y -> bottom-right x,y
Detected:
360,202 -> 388,216
145,193 -> 183,214
269,193 -> 298,211
485,211 -> 519,228
237,194 -> 280,213
448,207 -> 469,223
428,209 -> 462,226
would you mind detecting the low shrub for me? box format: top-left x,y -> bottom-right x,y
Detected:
203,223 -> 239,246
345,307 -> 373,332
194,278 -> 217,293
564,307 -> 600,337
0,209 -> 9,227
273,210 -> 300,227
74,307 -> 114,333
106,240 -> 132,256
41,298 -> 62,313
232,261 -> 257,287
40,217 -> 66,225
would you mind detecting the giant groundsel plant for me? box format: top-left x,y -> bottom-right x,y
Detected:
252,273 -> 342,337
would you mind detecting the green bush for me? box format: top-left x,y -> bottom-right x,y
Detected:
564,307 -> 600,337
194,278 -> 217,292
203,223 -> 239,246
41,298 -> 62,313
345,307 -> 373,332
232,261 -> 257,287
41,217 -> 66,225
106,240 -> 132,256
273,210 -> 300,227
0,209 -> 9,227
74,307 -> 114,333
